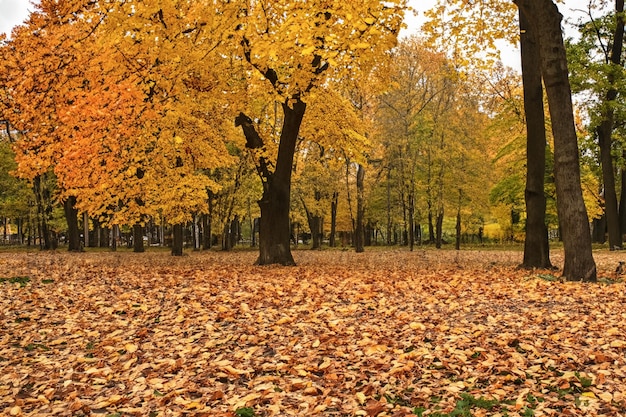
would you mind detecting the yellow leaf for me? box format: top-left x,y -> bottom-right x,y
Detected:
598,392 -> 613,402
356,392 -> 367,405
125,343 -> 138,353
581,392 -> 597,399
302,45 -> 316,56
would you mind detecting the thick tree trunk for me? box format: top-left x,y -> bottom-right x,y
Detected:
515,0 -> 596,281
239,100 -> 306,265
171,223 -> 184,256
519,8 -> 552,269
133,223 -> 145,253
63,196 -> 81,252
597,0 -> 624,250
355,163 -> 365,253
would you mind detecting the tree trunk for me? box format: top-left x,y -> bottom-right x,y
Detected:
596,0 -> 625,250
592,215 -> 607,243
355,163 -> 365,253
237,100 -> 306,265
63,196 -> 81,252
435,206 -> 444,249
202,213 -> 212,250
620,160 -> 626,232
133,223 -> 145,253
110,226 -> 117,252
515,0 -> 596,281
519,8 -> 552,269
329,191 -> 338,247
455,205 -> 461,251
408,193 -> 415,251
171,223 -> 184,256
427,202 -> 435,244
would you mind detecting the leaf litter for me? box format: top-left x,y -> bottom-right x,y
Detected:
0,249 -> 625,416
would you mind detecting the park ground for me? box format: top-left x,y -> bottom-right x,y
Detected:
1,248 -> 626,416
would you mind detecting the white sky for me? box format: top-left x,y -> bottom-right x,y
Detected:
0,0 -> 34,38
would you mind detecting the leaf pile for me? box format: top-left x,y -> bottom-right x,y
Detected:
1,249 -> 625,416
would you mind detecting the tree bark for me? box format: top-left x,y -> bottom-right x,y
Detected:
133,223 -> 145,253
63,196 -> 81,252
236,99 -> 306,265
329,191 -> 338,247
435,206 -> 444,249
355,163 -> 365,253
515,0 -> 597,281
519,8 -> 552,269
596,0 -> 625,250
171,223 -> 184,256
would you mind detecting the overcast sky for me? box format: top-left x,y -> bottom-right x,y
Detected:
0,0 -> 34,38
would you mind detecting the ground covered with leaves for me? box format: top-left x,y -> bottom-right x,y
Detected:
1,248 -> 626,416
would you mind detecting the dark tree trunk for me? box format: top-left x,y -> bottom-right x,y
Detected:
204,193 -> 214,250
408,193 -> 415,251
596,0 -> 625,250
133,223 -> 145,253
329,191 -> 338,247
302,195 -> 322,250
519,8 -> 552,269
427,203 -> 435,244
620,160 -> 626,232
355,163 -> 365,253
515,0 -> 597,281
455,205 -> 461,251
110,226 -> 117,252
63,196 -> 81,252
171,223 -> 184,256
435,207 -> 444,249
33,175 -> 56,250
236,99 -> 306,265
592,215 -> 607,243
386,170 -> 392,245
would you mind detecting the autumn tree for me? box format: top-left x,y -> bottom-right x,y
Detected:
519,8 -> 553,268
234,1 -> 406,265
515,0 -> 597,281
568,1 -> 625,250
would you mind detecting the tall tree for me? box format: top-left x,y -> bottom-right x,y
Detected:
519,8 -> 552,268
515,0 -> 597,281
235,1 -> 405,265
595,0 -> 626,250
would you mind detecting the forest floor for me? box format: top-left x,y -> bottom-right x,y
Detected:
1,248 -> 626,416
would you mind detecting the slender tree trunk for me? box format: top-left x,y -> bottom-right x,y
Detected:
171,223 -> 184,256
83,212 -> 89,248
133,223 -> 145,253
515,0 -> 597,281
455,189 -> 462,251
596,0 -> 625,250
355,163 -> 365,253
110,225 -> 117,252
519,8 -> 552,268
386,170 -> 392,245
620,161 -> 626,232
408,193 -> 415,251
63,196 -> 81,252
330,191 -> 338,247
435,206 -> 444,249
33,175 -> 55,250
